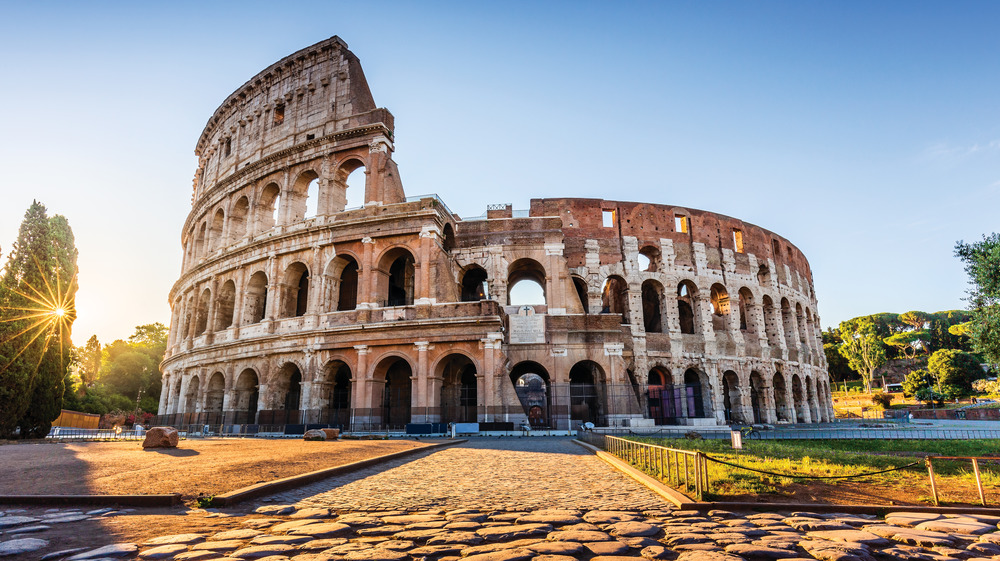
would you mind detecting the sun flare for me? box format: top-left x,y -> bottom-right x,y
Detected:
0,260 -> 75,376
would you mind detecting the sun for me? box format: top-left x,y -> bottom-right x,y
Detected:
0,260 -> 76,376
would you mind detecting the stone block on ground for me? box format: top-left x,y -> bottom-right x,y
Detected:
304,429 -> 327,441
142,427 -> 179,449
321,428 -> 340,439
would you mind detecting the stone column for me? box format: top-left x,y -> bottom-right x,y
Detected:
544,243 -> 566,313
416,228 -> 437,305
480,333 -> 502,423
158,373 -> 171,415
353,345 -> 371,426
360,237 -> 377,307
413,341 -> 430,423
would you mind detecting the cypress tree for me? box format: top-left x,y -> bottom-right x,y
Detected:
0,202 -> 78,438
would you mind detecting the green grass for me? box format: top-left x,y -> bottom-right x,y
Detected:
622,437 -> 1000,501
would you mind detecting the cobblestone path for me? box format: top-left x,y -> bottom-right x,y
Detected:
268,437 -> 668,512
6,437 -> 1000,560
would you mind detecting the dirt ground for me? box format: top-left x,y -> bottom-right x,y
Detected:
0,437 -> 428,500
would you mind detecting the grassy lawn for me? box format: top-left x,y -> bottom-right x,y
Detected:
625,437 -> 1000,503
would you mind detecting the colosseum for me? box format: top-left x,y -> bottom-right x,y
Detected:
158,36 -> 834,433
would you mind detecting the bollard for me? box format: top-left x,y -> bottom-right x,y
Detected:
926,457 -> 939,506
972,458 -> 987,506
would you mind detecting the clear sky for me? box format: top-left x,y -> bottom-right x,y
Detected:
1,1 -> 997,345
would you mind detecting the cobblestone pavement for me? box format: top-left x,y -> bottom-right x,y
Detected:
269,438 -> 667,512
5,437 -> 1000,560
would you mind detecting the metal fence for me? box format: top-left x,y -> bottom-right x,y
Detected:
579,432 -> 708,499
46,426 -> 148,441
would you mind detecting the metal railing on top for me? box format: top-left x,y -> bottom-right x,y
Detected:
579,432 -> 708,500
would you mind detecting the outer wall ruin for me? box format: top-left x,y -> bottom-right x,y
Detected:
159,36 -> 833,431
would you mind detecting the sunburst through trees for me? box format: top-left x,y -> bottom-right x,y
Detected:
0,202 -> 78,438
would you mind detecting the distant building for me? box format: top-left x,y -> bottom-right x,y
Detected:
159,36 -> 833,430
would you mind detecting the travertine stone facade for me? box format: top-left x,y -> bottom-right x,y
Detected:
160,36 -> 833,430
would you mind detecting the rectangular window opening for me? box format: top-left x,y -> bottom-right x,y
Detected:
772,239 -> 781,257
224,138 -> 231,157
675,215 -> 689,234
602,210 -> 616,228
273,105 -> 285,126
733,229 -> 744,253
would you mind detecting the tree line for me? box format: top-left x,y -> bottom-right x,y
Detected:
824,232 -> 999,402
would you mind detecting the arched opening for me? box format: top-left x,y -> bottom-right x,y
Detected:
710,283 -> 730,332
183,376 -> 201,415
569,361 -> 604,426
641,279 -> 663,333
722,370 -> 740,423
331,160 -> 367,212
324,255 -> 359,312
438,354 -> 478,424
305,177 -> 319,218
256,183 -> 281,232
749,371 -> 764,424
281,262 -> 309,317
215,280 -> 236,330
684,368 -> 707,418
194,222 -> 207,261
572,276 -> 589,314
204,372 -> 225,424
210,208 -> 225,250
737,287 -> 754,333
791,373 -> 806,423
806,376 -> 821,422
195,288 -> 211,335
638,246 -> 660,272
233,369 -> 259,424
677,281 -> 698,334
510,361 -> 550,428
262,363 -> 302,425
442,223 -> 456,252
771,372 -> 792,422
181,295 -> 193,340
601,276 -> 629,320
757,264 -> 771,286
647,367 -> 677,425
229,196 -> 249,243
762,295 -> 781,348
508,258 -> 547,306
460,266 -> 489,302
796,303 -> 809,348
321,361 -> 352,428
773,371 -> 790,422
373,357 -> 412,429
244,271 -> 268,324
780,298 -> 796,349
380,249 -> 415,307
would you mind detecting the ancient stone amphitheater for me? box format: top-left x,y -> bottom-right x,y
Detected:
158,36 -> 833,432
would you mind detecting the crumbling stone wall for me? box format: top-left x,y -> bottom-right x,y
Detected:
160,37 -> 833,430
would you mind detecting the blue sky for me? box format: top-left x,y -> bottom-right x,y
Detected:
1,1 -> 997,343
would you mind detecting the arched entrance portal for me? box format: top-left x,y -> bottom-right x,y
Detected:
373,357 -> 412,429
510,362 -> 550,428
439,354 -> 478,424
568,361 -> 605,426
233,369 -> 259,425
647,367 -> 677,425
321,361 -> 352,428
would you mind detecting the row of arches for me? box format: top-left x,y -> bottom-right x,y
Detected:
184,161 -> 368,269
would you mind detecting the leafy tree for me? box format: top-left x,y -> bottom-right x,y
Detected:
77,335 -> 102,386
871,392 -> 893,409
902,369 -> 930,398
899,311 -> 931,330
930,310 -> 972,352
927,348 -> 984,396
94,323 -> 168,407
0,202 -> 78,438
956,234 -> 1000,367
838,317 -> 887,393
824,342 -> 858,382
884,330 -> 931,357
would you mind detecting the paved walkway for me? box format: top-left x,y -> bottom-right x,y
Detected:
5,437 -> 1000,560
269,437 -> 667,512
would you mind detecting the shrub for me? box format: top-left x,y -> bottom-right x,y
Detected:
871,392 -> 893,409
